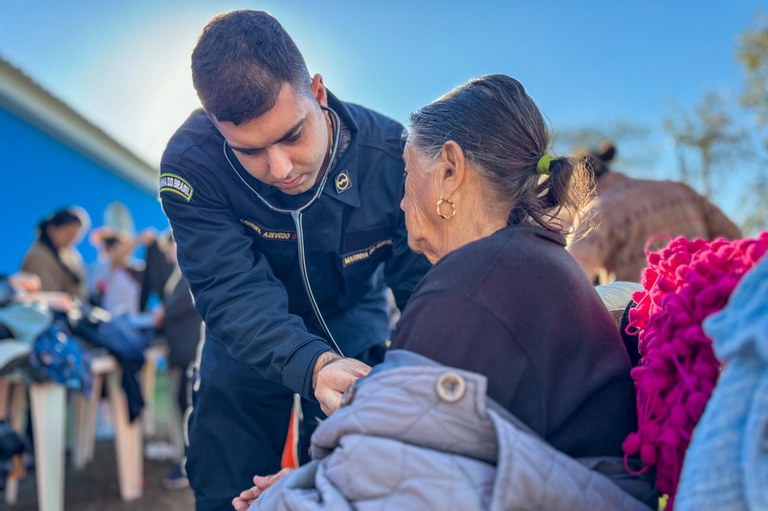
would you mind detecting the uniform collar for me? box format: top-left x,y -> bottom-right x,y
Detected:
322,92 -> 360,208
240,92 -> 361,209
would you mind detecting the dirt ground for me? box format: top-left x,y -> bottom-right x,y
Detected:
5,360 -> 204,510
10,440 -> 195,510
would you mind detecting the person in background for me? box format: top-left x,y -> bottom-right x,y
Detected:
21,207 -> 89,301
154,232 -> 203,490
90,227 -> 158,317
568,142 -> 742,284
139,233 -> 176,313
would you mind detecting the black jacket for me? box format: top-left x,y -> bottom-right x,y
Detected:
392,225 -> 636,458
162,268 -> 202,368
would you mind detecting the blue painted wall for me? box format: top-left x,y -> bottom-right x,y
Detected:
0,107 -> 168,274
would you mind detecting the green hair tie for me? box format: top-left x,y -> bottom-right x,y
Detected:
536,154 -> 554,175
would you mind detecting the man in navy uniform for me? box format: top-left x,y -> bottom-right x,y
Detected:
159,10 -> 430,510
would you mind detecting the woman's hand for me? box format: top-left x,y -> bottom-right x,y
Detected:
17,291 -> 74,312
232,468 -> 293,510
9,272 -> 41,293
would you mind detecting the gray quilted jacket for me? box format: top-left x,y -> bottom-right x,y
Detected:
251,350 -> 654,510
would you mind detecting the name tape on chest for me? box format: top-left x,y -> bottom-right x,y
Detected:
240,219 -> 297,241
159,173 -> 194,202
342,238 -> 393,267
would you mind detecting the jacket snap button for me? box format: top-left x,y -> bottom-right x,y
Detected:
340,382 -> 356,407
436,372 -> 465,403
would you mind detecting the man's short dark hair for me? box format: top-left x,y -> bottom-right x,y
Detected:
191,10 -> 311,125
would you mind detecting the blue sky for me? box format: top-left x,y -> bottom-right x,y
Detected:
0,1 -> 764,219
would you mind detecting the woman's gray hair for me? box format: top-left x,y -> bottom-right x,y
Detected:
407,74 -> 593,233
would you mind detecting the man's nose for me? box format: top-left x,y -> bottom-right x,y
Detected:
267,148 -> 293,180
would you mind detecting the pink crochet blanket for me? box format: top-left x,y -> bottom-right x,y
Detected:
622,233 -> 768,509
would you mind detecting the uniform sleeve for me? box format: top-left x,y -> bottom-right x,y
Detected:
390,289 -> 528,407
159,159 -> 330,400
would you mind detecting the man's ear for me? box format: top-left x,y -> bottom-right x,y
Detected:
435,140 -> 467,196
310,74 -> 328,107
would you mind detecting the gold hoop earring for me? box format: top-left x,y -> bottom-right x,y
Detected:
436,196 -> 456,219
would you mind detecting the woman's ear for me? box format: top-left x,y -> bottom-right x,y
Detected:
310,74 -> 328,107
435,140 -> 467,196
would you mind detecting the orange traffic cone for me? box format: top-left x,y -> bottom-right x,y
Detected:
281,395 -> 300,468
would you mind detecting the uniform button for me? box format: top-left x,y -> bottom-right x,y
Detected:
340,382 -> 356,407
436,372 -> 466,403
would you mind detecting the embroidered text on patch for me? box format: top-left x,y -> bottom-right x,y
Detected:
160,173 -> 194,202
240,219 -> 297,241
342,238 -> 393,267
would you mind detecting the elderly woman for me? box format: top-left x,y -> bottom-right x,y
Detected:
390,74 -> 635,459
235,75 -> 650,510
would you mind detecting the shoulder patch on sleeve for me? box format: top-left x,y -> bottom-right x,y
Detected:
159,173 -> 194,202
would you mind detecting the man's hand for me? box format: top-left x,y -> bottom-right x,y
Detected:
231,468 -> 292,510
312,352 -> 371,416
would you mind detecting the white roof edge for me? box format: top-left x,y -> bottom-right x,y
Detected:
0,56 -> 158,195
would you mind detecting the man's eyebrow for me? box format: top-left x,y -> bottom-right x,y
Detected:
229,117 -> 306,153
